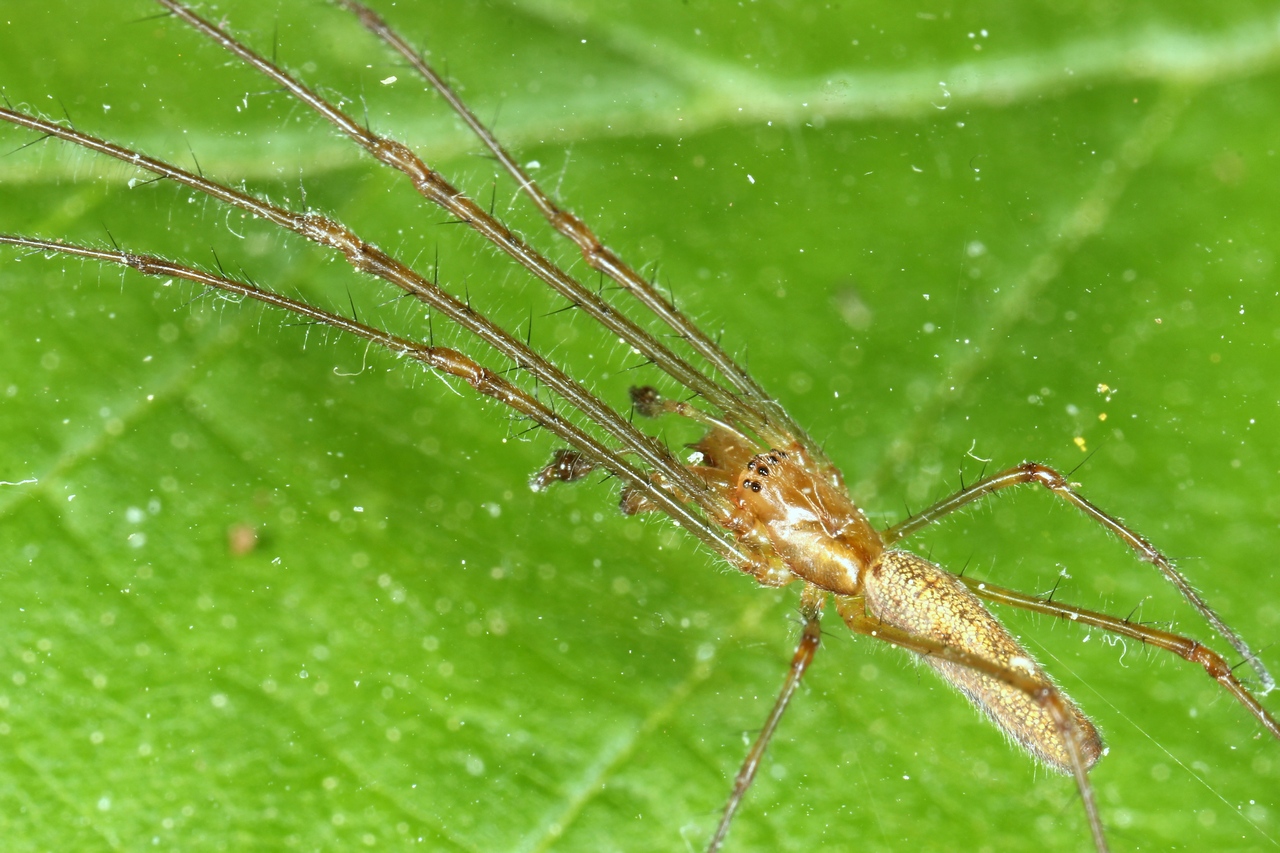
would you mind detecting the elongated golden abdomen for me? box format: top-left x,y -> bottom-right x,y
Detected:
864,550 -> 1103,773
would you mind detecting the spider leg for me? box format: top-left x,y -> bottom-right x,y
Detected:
836,594 -> 1110,853
335,0 -> 826,460
881,460 -> 1275,695
707,584 -> 825,853
961,576 -> 1280,739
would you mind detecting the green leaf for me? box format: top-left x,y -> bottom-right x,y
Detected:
1,1 -> 1278,850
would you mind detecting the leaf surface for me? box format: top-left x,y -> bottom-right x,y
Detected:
0,2 -> 1278,851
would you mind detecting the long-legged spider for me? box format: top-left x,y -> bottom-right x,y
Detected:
1,2 -> 1278,851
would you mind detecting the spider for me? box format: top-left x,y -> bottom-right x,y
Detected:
2,1 -> 1280,850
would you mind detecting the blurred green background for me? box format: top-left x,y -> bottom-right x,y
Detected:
1,1 -> 1278,850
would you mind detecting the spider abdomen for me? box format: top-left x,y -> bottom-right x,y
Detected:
863,550 -> 1103,773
